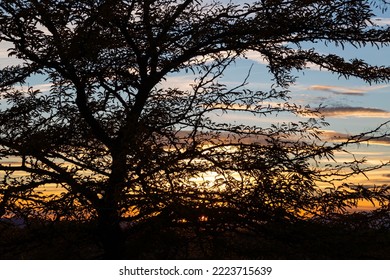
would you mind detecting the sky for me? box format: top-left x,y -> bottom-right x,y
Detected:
1,1 -> 390,210
162,2 -> 390,205
220,48 -> 390,190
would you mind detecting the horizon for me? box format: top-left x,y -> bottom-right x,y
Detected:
1,1 -> 390,214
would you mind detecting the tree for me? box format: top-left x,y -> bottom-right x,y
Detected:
1,0 -> 390,258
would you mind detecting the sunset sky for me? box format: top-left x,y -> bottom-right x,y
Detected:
1,1 -> 390,202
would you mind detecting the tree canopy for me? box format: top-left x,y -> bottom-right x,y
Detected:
1,0 -> 390,258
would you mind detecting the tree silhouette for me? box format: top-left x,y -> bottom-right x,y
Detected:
1,0 -> 390,258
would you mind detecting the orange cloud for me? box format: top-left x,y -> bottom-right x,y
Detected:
320,130 -> 390,146
309,85 -> 365,96
308,84 -> 388,96
318,107 -> 390,118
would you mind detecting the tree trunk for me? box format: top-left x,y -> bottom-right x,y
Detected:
95,145 -> 130,259
97,205 -> 125,259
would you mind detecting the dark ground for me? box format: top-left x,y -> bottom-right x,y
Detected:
1,216 -> 390,259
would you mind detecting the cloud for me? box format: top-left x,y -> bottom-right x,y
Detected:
351,138 -> 390,147
10,83 -> 53,94
320,130 -> 390,146
308,85 -> 366,96
0,50 -> 10,58
371,17 -> 390,26
318,107 -> 390,118
30,83 -> 52,93
308,84 -> 389,96
0,43 -> 24,67
243,50 -> 268,65
160,75 -> 196,91
243,50 -> 321,70
0,42 -> 13,56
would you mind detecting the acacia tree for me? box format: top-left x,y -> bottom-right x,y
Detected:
1,0 -> 390,258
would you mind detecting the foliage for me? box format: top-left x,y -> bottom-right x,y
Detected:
1,0 -> 390,258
